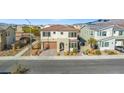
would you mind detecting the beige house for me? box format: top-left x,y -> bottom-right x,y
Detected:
40,25 -> 80,52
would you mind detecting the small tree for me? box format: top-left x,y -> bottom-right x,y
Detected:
88,38 -> 97,49
22,26 -> 40,36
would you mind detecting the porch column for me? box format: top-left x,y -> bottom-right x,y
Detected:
57,40 -> 60,52
64,39 -> 69,52
41,42 -> 43,51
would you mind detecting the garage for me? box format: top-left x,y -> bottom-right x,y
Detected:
43,42 -> 57,49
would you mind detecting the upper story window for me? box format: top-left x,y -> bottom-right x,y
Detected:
114,31 -> 116,34
102,31 -> 106,36
119,31 -> 123,35
105,42 -> 109,47
101,42 -> 109,47
69,32 -> 77,37
97,31 -> 101,36
90,31 -> 93,35
69,42 -> 77,48
43,32 -> 51,37
61,32 -> 63,35
53,32 -> 56,34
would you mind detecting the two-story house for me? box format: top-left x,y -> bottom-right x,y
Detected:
40,25 -> 80,52
80,24 -> 124,50
0,25 -> 15,50
0,28 -> 6,51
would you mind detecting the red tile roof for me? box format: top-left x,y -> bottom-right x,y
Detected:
41,25 -> 79,32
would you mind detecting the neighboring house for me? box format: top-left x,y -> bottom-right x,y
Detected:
40,25 -> 80,52
0,29 -> 6,50
80,24 -> 124,50
16,25 -> 24,41
0,26 -> 15,48
16,25 -> 35,41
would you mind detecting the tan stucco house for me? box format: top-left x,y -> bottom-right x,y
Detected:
40,25 -> 80,52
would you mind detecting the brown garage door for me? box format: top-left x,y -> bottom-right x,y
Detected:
43,42 -> 57,49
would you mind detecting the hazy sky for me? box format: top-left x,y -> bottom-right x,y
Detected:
0,19 -> 97,25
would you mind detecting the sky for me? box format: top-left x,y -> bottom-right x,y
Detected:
0,19 -> 97,25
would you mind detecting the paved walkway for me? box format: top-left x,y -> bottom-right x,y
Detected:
40,49 -> 57,56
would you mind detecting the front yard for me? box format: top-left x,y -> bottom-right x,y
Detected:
80,45 -> 121,56
0,45 -> 28,56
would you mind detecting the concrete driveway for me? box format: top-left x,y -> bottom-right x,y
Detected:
40,49 -> 57,56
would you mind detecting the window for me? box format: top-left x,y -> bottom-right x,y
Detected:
70,42 -> 77,48
101,42 -> 109,47
91,31 -> 93,35
119,31 -> 123,35
53,32 -> 56,34
61,32 -> 63,35
97,31 -> 101,36
69,32 -> 77,37
102,31 -> 106,36
43,32 -> 51,37
105,42 -> 109,47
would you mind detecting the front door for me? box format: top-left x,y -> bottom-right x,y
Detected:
60,42 -> 64,51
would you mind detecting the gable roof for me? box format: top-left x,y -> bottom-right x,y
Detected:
84,24 -> 124,31
41,25 -> 79,32
0,25 -> 15,32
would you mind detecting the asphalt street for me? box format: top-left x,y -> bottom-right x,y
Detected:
0,59 -> 124,74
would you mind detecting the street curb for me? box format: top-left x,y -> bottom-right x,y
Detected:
0,55 -> 124,60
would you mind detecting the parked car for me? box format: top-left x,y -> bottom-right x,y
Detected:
115,46 -> 124,53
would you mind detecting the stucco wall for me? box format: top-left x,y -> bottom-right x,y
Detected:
98,39 -> 115,50
94,27 -> 113,40
41,31 -> 77,40
40,31 -> 78,52
80,27 -> 94,41
6,28 -> 15,46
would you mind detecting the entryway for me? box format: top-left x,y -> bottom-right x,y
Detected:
59,42 -> 64,51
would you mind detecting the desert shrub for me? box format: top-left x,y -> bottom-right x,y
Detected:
57,52 -> 60,56
69,51 -> 73,55
73,48 -> 78,54
104,50 -> 109,53
106,50 -> 117,55
32,42 -> 41,49
84,49 -> 90,55
13,64 -> 29,74
93,50 -> 101,55
103,50 -> 117,55
64,51 -> 69,56
15,42 -> 21,49
73,52 -> 77,56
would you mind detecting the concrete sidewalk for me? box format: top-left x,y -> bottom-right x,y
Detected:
0,55 -> 124,60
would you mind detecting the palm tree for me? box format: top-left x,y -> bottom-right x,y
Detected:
88,38 -> 97,49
